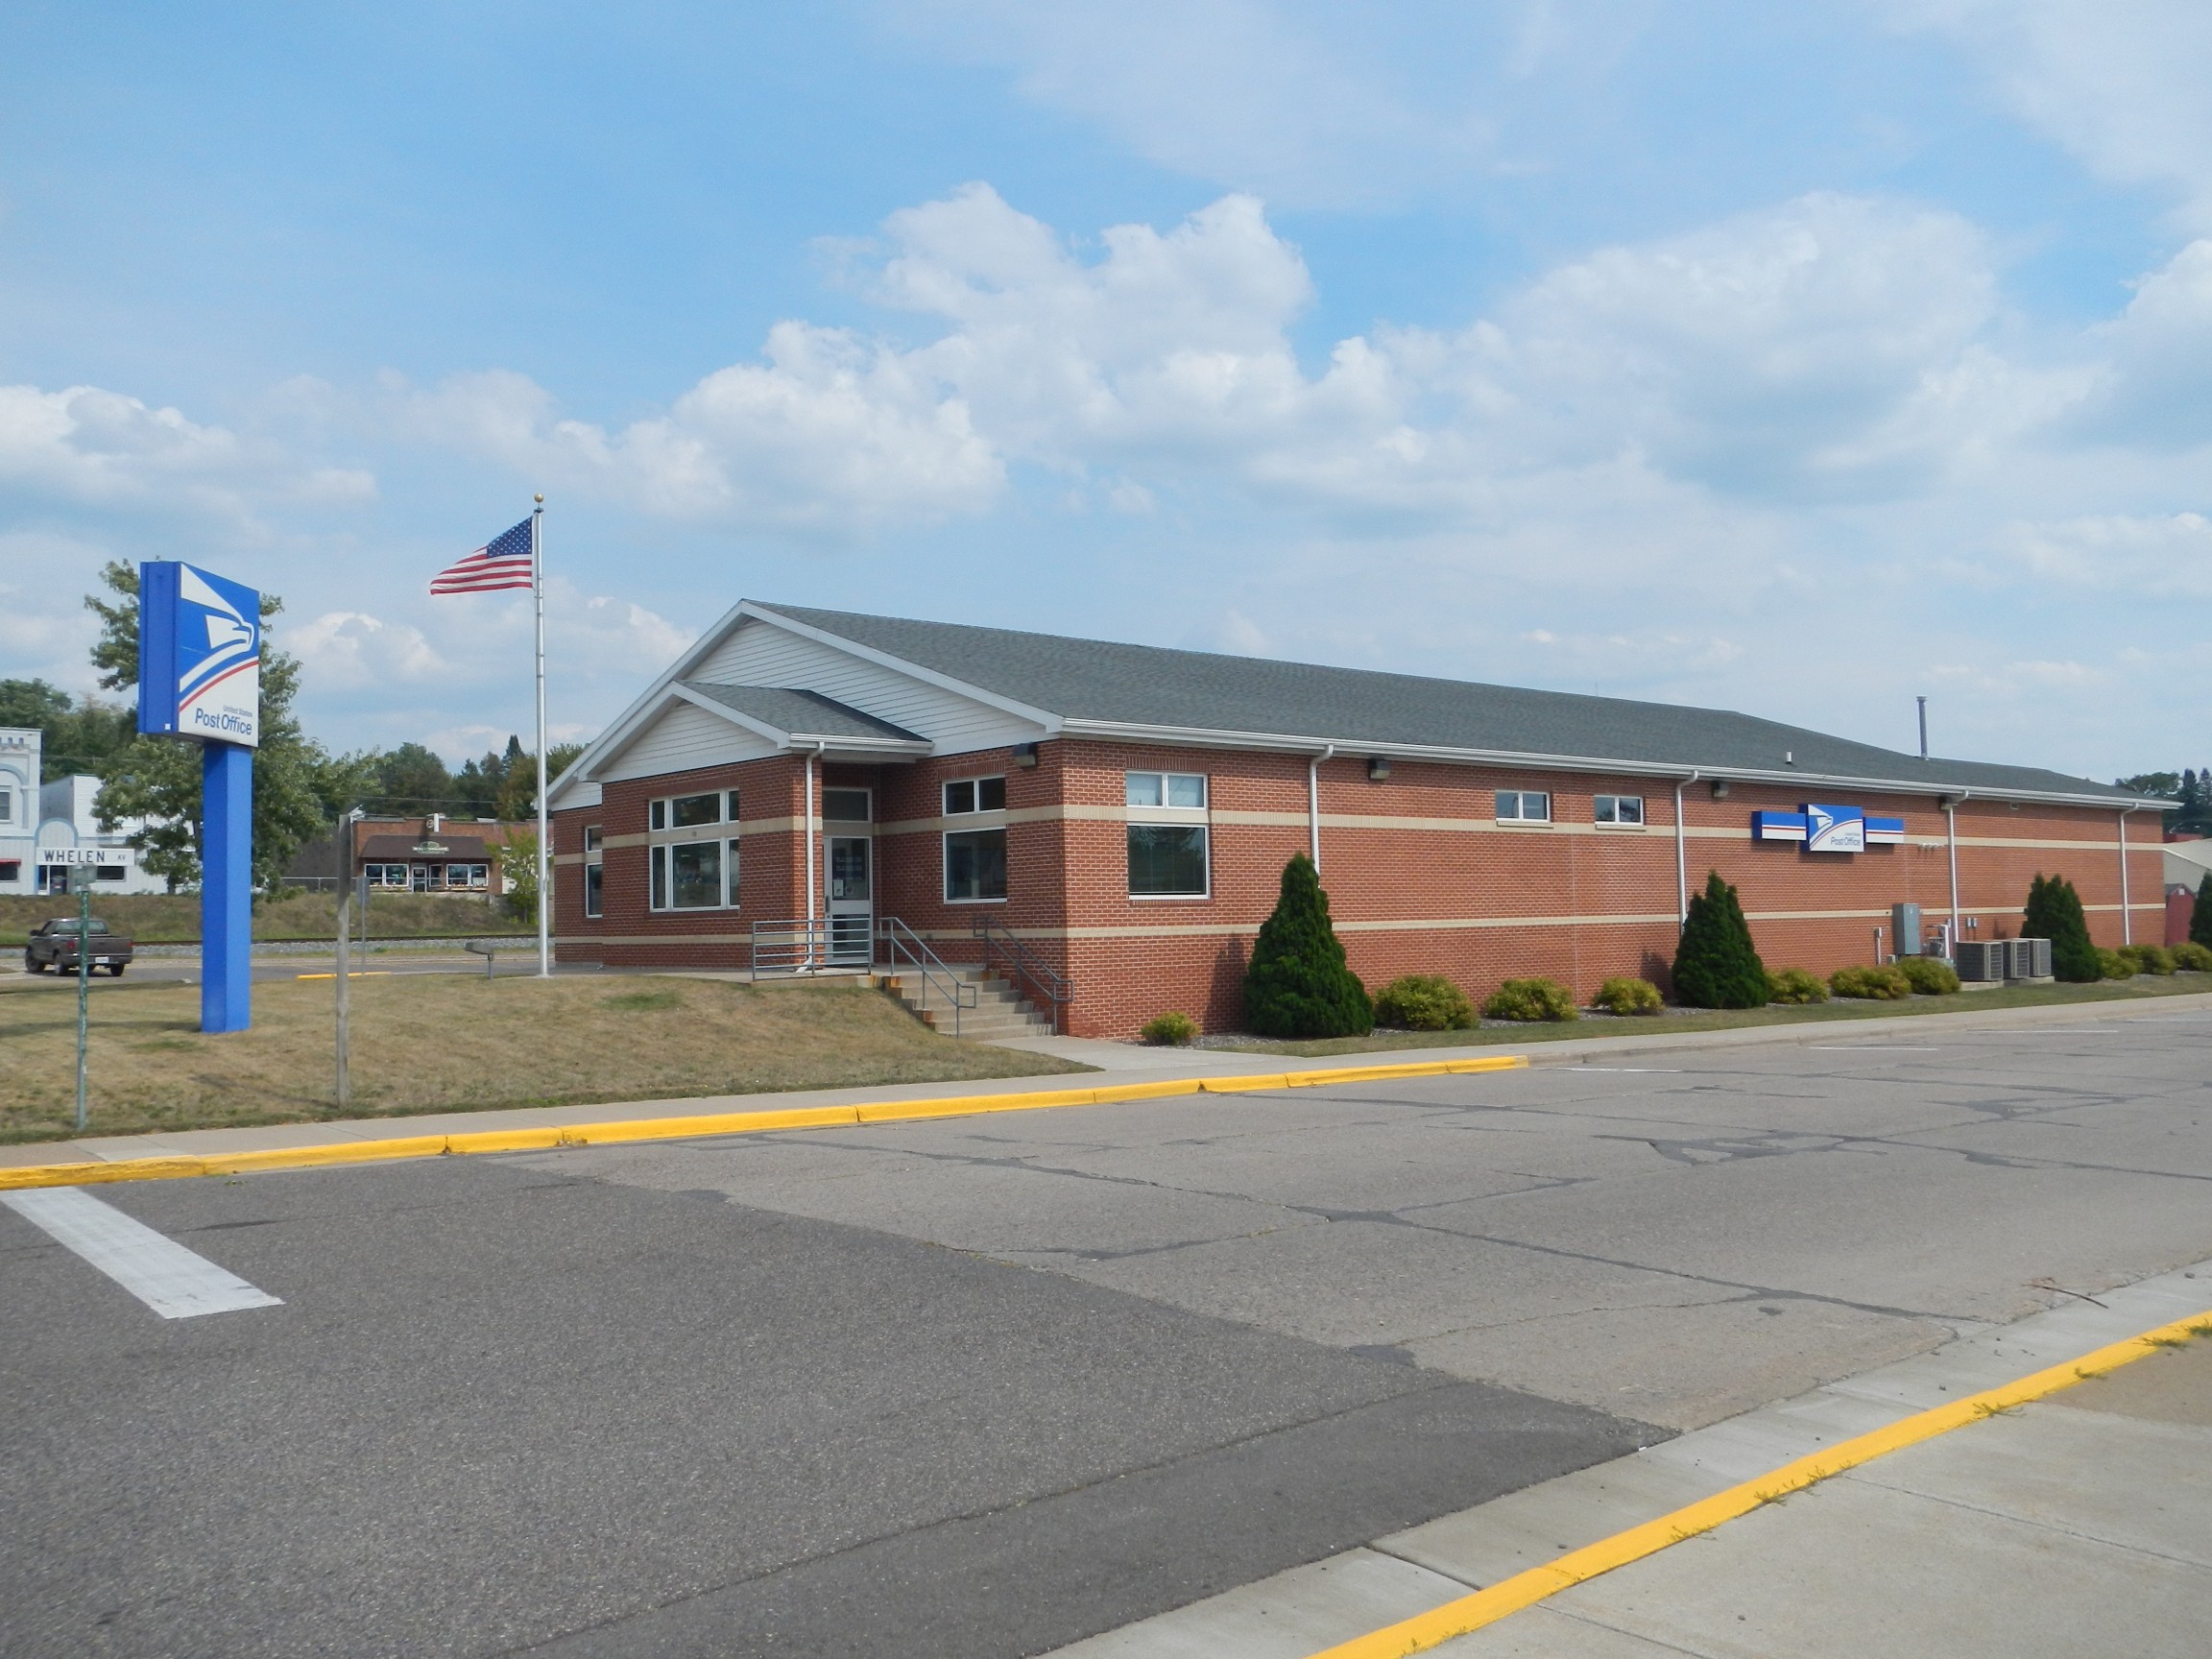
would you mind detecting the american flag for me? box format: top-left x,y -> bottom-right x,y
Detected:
431,518 -> 535,595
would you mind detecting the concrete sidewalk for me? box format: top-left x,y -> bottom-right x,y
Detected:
1046,1260 -> 2212,1659
8,988 -> 2209,1170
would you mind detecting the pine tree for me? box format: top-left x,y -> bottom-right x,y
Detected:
1671,870 -> 1768,1008
1242,854 -> 1373,1038
2193,874 -> 2212,951
2024,873 -> 2100,981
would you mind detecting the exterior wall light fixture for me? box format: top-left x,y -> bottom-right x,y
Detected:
1367,757 -> 1392,781
1710,780 -> 1730,800
1012,743 -> 1039,768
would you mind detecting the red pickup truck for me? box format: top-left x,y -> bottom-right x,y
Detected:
23,917 -> 134,975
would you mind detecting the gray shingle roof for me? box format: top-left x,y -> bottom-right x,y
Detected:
681,682 -> 926,744
757,604 -> 2148,805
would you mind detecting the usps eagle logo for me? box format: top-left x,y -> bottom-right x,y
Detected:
176,565 -> 261,747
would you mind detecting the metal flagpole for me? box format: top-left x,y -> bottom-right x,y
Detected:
532,494 -> 549,977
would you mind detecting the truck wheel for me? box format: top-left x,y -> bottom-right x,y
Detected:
108,963 -> 126,976
24,954 -> 42,974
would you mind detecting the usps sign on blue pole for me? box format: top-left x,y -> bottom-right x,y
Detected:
137,561 -> 260,1033
137,563 -> 262,748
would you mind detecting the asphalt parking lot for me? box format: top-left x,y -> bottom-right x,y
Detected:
6,1011 -> 2211,1657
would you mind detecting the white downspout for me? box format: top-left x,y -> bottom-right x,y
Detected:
804,743 -> 824,967
1309,745 -> 1334,869
1675,772 -> 1697,927
2119,805 -> 2136,946
1946,790 -> 1968,940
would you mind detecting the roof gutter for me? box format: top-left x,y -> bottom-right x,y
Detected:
1052,718 -> 2166,813
1675,772 -> 1697,927
1309,745 -> 1334,870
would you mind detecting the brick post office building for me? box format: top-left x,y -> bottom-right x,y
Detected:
546,602 -> 2167,1037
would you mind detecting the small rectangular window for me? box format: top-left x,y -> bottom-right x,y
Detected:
670,840 -> 721,908
1125,772 -> 1205,808
95,865 -> 126,881
1129,825 -> 1209,897
0,789 -> 12,822
823,788 -> 871,823
671,792 -> 720,828
726,837 -> 741,906
945,779 -> 975,815
584,862 -> 604,918
583,825 -> 603,852
976,775 -> 1006,811
650,846 -> 668,909
944,776 -> 1005,815
1594,794 -> 1645,826
945,829 -> 1008,901
649,800 -> 666,830
1497,790 -> 1551,823
726,789 -> 741,823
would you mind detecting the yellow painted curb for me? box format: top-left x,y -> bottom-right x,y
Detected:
1304,1305 -> 2212,1659
0,1052 -> 1527,1191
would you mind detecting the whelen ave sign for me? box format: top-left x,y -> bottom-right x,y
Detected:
1752,804 -> 1908,853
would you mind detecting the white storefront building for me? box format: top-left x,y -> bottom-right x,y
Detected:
0,727 -> 169,898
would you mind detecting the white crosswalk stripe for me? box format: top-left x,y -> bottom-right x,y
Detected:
2,1187 -> 283,1318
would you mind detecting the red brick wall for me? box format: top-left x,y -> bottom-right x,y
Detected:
555,737 -> 2159,1036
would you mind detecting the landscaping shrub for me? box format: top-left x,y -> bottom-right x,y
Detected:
1592,975 -> 1664,1016
2173,941 -> 2212,974
1899,955 -> 1961,995
2096,947 -> 2134,980
2196,875 -> 2212,951
1373,974 -> 1477,1030
1671,871 -> 1768,1009
1241,854 -> 1373,1039
1140,1011 -> 1199,1046
1830,963 -> 1911,1000
2119,944 -> 2175,976
1482,978 -> 1579,1022
2024,874 -> 2100,982
1767,967 -> 1827,1004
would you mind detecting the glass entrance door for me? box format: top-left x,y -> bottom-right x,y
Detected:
826,835 -> 872,964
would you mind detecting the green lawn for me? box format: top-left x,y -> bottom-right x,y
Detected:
1,890 -> 525,948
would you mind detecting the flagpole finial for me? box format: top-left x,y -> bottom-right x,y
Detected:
534,493 -> 544,504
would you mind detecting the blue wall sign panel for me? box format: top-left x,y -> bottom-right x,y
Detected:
136,562 -> 262,748
1752,811 -> 1808,842
1864,816 -> 1906,845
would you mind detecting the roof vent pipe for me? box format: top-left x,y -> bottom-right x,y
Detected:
1917,695 -> 1929,760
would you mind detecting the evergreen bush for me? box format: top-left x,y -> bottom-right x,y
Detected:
1671,871 -> 1768,1008
1592,976 -> 1664,1016
2194,875 -> 2212,950
1899,955 -> 1961,995
1831,963 -> 1911,999
1482,977 -> 1578,1022
2095,947 -> 2133,980
1373,974 -> 1477,1030
1140,1011 -> 1198,1046
2024,874 -> 2100,982
2173,941 -> 2212,973
2119,944 -> 2175,976
1241,854 -> 1373,1038
1766,967 -> 1827,1004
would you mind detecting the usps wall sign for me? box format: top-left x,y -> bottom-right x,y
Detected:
1753,805 -> 1906,852
136,563 -> 261,747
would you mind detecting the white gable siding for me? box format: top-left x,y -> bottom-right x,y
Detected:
599,701 -> 777,782
698,617 -> 1046,757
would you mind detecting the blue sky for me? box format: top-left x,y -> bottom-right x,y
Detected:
2,1 -> 2206,779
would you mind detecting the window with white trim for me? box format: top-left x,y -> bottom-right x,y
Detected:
943,775 -> 1006,815
1126,771 -> 1210,898
365,863 -> 410,888
1593,794 -> 1645,826
943,774 -> 1007,902
583,825 -> 604,918
1496,789 -> 1551,823
647,790 -> 740,910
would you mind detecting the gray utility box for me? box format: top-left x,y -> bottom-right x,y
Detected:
2007,937 -> 2054,980
1892,903 -> 1922,956
1956,941 -> 2006,983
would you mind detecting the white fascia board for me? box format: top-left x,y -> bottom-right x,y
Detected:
1053,719 -> 2161,812
739,602 -> 1064,732
547,598 -> 752,807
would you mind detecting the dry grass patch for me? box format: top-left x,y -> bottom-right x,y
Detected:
0,974 -> 1087,1142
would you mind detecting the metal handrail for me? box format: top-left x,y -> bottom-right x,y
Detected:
970,915 -> 1072,1034
876,917 -> 976,1036
749,916 -> 829,978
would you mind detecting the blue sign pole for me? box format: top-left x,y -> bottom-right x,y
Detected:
202,742 -> 253,1032
137,560 -> 263,1034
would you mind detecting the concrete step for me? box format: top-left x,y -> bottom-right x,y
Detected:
881,970 -> 1054,1040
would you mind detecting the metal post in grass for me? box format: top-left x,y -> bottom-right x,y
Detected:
74,881 -> 91,1132
335,855 -> 351,1113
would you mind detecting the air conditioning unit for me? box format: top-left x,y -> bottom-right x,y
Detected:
1955,941 -> 2005,983
2016,937 -> 2053,979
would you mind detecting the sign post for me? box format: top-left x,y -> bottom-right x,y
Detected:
136,562 -> 263,1034
75,881 -> 91,1132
